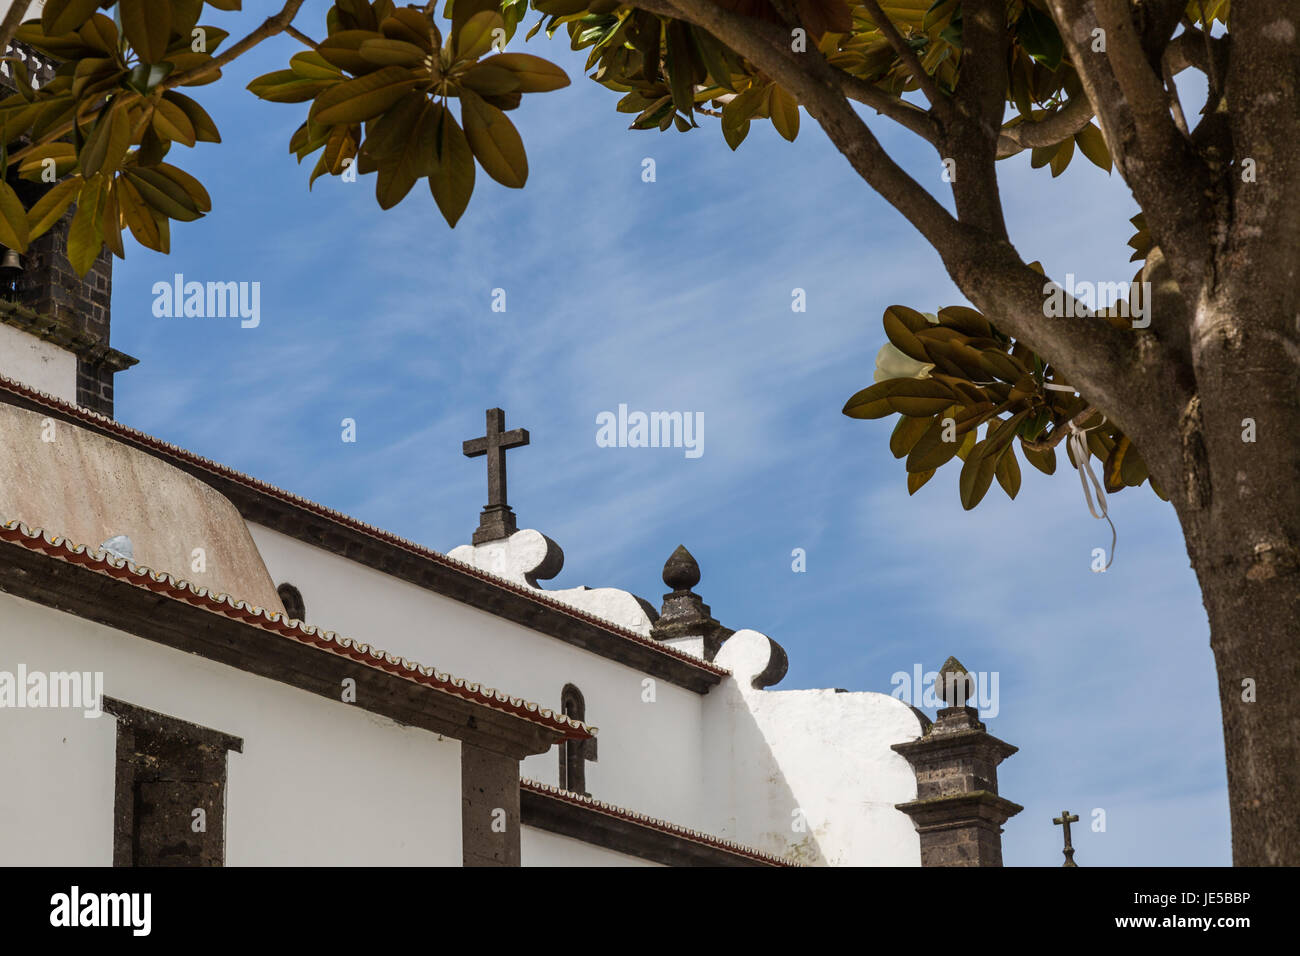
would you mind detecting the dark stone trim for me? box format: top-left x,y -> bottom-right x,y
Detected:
0,300 -> 137,370
0,535 -> 563,760
519,788 -> 779,867
0,388 -> 723,694
103,697 -> 244,754
462,744 -> 521,867
103,698 -> 242,868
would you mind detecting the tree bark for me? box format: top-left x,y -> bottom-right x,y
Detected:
1175,289 -> 1300,865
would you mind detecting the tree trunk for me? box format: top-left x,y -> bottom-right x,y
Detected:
1175,293 -> 1300,866
1190,507 -> 1300,866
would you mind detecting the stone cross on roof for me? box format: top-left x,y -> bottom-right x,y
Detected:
463,407 -> 529,544
1053,810 -> 1080,867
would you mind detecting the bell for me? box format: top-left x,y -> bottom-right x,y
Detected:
0,248 -> 21,273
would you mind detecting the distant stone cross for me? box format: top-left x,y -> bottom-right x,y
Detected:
463,408 -> 529,544
1053,810 -> 1080,867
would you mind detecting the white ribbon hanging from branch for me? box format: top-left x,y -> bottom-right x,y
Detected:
1066,420 -> 1116,571
1043,383 -> 1117,570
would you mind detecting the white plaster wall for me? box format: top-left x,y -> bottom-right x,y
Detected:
703,631 -> 924,866
521,827 -> 663,867
0,592 -> 462,866
247,523 -> 708,830
0,324 -> 76,404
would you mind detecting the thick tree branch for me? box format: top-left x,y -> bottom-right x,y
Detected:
634,0 -> 962,252
633,0 -> 1141,440
1048,0 -> 1214,296
0,1 -> 31,54
835,68 -> 941,143
996,28 -> 1222,160
860,0 -> 951,119
996,95 -> 1095,158
944,0 -> 1010,238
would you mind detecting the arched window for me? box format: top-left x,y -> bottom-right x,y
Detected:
277,583 -> 306,622
559,683 -> 594,795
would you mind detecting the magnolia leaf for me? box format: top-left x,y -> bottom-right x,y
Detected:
312,66 -> 419,125
116,175 -> 161,250
17,142 -> 77,181
101,179 -> 124,258
363,91 -> 427,159
0,180 -> 31,253
906,412 -> 965,473
995,446 -> 1022,499
428,102 -> 475,227
460,64 -> 521,96
26,177 -> 81,239
375,101 -> 435,209
480,53 -> 570,92
78,14 -> 121,58
247,70 -> 333,103
907,468 -> 936,495
79,103 -> 131,178
1049,136 -> 1074,177
120,0 -> 172,64
359,38 -> 428,68
152,96 -> 197,146
290,51 -> 346,80
1017,3 -> 1063,70
42,0 -> 102,36
769,85 -> 799,141
163,92 -> 221,143
122,167 -> 203,221
889,414 -> 930,459
843,378 -> 954,419
456,11 -> 506,62
67,174 -> 106,275
1103,434 -> 1132,493
152,163 -> 212,213
1075,122 -> 1111,172
318,30 -> 389,75
958,438 -> 999,510
382,9 -> 439,50
460,89 -> 527,188
1021,441 -> 1057,475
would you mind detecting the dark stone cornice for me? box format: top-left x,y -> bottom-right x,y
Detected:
0,299 -> 137,370
0,532 -> 565,759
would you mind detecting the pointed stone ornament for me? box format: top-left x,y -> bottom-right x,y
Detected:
650,545 -> 731,660
937,655 -> 975,708
662,545 -> 701,591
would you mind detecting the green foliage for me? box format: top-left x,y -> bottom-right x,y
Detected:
248,1 -> 568,224
0,1 -> 230,269
0,1 -> 1233,264
843,301 -> 1166,509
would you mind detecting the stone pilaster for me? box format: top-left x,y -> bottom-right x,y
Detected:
892,657 -> 1022,866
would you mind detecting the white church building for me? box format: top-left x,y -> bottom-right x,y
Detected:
0,33 -> 1021,867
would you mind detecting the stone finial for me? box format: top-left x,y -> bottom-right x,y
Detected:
649,545 -> 731,660
937,655 -> 974,708
662,545 -> 701,591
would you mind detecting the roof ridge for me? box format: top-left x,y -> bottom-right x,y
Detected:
519,778 -> 799,867
0,374 -> 728,679
0,517 -> 594,741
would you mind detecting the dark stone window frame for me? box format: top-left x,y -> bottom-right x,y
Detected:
276,582 -> 306,622
103,697 -> 242,867
558,684 -> 596,796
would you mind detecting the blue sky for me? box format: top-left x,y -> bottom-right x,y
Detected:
105,1 -> 1228,865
